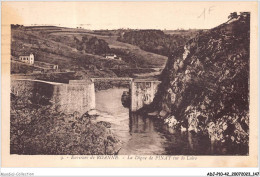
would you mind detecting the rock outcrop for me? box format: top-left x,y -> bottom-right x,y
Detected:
150,12 -> 250,145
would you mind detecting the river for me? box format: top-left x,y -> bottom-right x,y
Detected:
95,87 -> 248,155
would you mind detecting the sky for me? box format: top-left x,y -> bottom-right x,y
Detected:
3,1 -> 257,30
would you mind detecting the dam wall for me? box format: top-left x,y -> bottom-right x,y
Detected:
11,79 -> 95,115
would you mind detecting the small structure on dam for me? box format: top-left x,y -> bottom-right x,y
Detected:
130,79 -> 161,111
91,77 -> 161,112
11,79 -> 95,115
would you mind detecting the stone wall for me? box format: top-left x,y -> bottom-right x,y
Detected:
11,79 -> 95,115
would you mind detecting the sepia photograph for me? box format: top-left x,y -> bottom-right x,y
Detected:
1,1 -> 258,170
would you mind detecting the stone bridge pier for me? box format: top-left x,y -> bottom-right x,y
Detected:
130,80 -> 161,112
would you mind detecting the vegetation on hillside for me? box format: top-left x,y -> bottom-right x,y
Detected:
10,89 -> 121,155
11,26 -> 168,81
11,26 -> 131,79
74,36 -> 110,55
117,30 -> 200,56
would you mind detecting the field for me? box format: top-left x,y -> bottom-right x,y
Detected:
11,25 -> 168,81
48,30 -> 168,67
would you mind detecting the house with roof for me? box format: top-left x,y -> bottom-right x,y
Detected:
19,53 -> 34,65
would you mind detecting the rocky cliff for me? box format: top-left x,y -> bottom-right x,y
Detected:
150,13 -> 250,145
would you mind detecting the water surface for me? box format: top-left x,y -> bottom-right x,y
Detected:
95,88 -> 248,155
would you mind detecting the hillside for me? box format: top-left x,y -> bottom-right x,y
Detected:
11,26 -> 123,79
117,29 -> 200,56
48,30 -> 168,68
11,25 -> 168,81
148,12 -> 250,150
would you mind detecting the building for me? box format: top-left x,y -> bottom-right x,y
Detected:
105,54 -> 122,60
19,53 -> 34,65
53,65 -> 59,70
105,54 -> 117,59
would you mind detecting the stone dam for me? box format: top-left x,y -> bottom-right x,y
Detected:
11,79 -> 95,115
11,78 -> 161,114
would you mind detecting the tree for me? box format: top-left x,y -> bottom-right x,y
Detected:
228,12 -> 238,19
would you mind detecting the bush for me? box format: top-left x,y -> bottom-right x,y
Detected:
10,92 -> 121,155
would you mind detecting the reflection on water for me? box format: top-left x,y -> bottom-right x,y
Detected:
95,88 -> 248,155
120,112 -> 166,155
